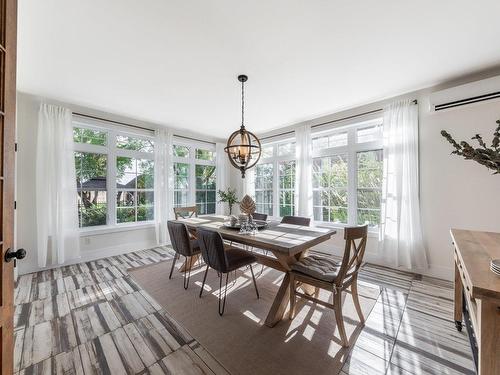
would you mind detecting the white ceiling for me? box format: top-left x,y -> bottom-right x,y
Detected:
17,1 -> 500,138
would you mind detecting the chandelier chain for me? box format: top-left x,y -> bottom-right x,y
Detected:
241,79 -> 245,128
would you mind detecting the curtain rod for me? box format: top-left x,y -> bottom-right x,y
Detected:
260,99 -> 418,140
173,134 -> 216,146
311,99 -> 417,130
73,112 -> 154,133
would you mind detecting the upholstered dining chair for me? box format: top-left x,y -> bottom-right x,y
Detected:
281,215 -> 311,226
288,225 -> 368,347
173,206 -> 198,219
197,228 -> 260,315
251,212 -> 268,221
167,220 -> 202,289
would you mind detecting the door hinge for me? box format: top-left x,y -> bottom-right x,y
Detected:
15,143 -> 18,152
14,201 -> 16,210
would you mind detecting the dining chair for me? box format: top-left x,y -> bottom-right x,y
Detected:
197,228 -> 260,315
167,220 -> 202,289
173,205 -> 198,219
251,212 -> 268,221
281,215 -> 311,226
288,225 -> 368,347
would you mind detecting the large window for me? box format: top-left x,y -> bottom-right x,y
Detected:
311,119 -> 383,228
172,140 -> 216,214
254,140 -> 296,218
73,121 -> 155,229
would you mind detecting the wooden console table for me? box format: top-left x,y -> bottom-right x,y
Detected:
451,229 -> 500,375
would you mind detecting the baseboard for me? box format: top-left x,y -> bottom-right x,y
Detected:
18,240 -> 162,275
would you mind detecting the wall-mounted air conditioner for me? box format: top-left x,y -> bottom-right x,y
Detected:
429,75 -> 500,112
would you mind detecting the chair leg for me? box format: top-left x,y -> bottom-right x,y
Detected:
199,265 -> 209,298
333,289 -> 349,347
249,265 -> 259,299
289,274 -> 296,320
218,272 -> 229,316
351,278 -> 365,324
169,253 -> 179,279
183,256 -> 192,290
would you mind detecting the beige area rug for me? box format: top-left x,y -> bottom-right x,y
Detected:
129,259 -> 379,375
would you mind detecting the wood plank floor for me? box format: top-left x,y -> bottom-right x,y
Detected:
14,247 -> 475,375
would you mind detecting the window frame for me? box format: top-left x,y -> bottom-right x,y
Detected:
171,137 -> 217,214
311,117 -> 383,229
256,138 -> 297,220
73,118 -> 155,232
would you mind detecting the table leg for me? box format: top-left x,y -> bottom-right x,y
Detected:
179,254 -> 201,273
265,273 -> 291,327
454,262 -> 463,331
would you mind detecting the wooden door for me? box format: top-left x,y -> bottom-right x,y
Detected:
0,0 -> 17,373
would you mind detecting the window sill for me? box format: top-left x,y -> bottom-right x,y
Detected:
313,222 -> 380,238
79,222 -> 155,237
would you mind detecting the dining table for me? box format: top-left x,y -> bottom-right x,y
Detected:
176,215 -> 336,327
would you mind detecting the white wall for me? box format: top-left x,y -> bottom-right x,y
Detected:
15,92 -> 224,275
229,74 -> 500,280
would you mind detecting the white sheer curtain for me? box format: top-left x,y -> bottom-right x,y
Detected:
379,99 -> 428,270
295,124 -> 313,219
216,142 -> 229,215
154,128 -> 173,244
36,104 -> 80,267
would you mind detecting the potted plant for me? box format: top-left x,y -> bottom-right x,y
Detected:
217,188 -> 239,215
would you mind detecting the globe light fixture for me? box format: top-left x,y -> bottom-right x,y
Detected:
225,75 -> 262,178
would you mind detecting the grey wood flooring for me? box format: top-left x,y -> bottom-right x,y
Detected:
14,247 -> 475,375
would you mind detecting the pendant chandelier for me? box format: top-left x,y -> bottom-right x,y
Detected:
225,75 -> 262,178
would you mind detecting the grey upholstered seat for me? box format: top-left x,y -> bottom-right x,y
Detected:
290,254 -> 341,282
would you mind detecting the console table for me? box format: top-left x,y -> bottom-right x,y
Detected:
451,229 -> 500,375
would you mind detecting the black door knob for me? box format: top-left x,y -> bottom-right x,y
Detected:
5,248 -> 26,263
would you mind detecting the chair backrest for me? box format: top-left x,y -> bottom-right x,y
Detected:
167,220 -> 195,257
336,225 -> 368,286
252,212 -> 268,221
197,228 -> 228,273
173,206 -> 198,220
281,215 -> 311,226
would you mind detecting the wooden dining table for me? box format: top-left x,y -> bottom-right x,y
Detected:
176,215 -> 336,327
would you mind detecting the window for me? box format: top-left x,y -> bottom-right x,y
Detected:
73,121 -> 155,229
312,118 -> 383,228
357,150 -> 383,226
313,155 -> 348,224
255,163 -> 273,216
172,141 -> 217,214
254,140 -> 296,218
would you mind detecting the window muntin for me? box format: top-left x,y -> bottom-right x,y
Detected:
173,145 -> 190,158
116,135 -> 154,152
254,139 -> 296,218
357,124 -> 382,144
73,121 -> 155,229
195,165 -> 216,214
173,162 -> 190,208
357,150 -> 383,226
312,132 -> 348,150
75,151 -> 108,227
73,127 -> 107,146
195,148 -> 215,161
255,163 -> 274,216
311,118 -> 383,228
116,158 -> 154,223
279,161 -> 296,217
312,155 -> 348,224
278,142 -> 295,156
172,140 -> 216,214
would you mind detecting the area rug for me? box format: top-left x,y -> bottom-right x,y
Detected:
129,259 -> 379,375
